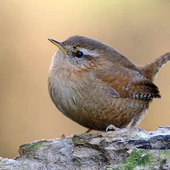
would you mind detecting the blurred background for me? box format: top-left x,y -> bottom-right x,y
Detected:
0,0 -> 170,158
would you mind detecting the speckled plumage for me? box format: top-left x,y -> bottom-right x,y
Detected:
48,35 -> 170,131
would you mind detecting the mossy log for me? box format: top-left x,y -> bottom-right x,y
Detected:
0,127 -> 170,170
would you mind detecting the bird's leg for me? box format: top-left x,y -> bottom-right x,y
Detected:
85,129 -> 92,133
128,110 -> 147,128
127,118 -> 135,128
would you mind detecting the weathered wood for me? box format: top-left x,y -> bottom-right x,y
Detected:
0,127 -> 170,170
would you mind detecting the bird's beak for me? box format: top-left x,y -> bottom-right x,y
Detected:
48,38 -> 67,53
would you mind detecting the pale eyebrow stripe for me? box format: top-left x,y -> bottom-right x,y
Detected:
79,48 -> 98,57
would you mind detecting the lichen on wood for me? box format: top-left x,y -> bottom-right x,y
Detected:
0,127 -> 170,170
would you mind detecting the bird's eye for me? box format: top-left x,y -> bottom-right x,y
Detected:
75,51 -> 84,58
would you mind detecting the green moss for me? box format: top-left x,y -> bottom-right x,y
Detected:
105,166 -> 118,170
105,149 -> 151,170
30,141 -> 45,150
73,136 -> 83,142
19,140 -> 45,153
14,155 -> 20,160
122,149 -> 150,169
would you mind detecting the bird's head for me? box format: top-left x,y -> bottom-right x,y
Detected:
48,35 -> 119,71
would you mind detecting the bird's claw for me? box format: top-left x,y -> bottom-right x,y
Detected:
106,124 -> 120,132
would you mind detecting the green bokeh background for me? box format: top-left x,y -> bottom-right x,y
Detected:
0,0 -> 170,158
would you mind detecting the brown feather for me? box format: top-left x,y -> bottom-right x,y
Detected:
95,66 -> 160,100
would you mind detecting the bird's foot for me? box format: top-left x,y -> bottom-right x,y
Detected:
106,124 -> 120,132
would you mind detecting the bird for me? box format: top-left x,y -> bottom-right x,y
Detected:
48,35 -> 170,132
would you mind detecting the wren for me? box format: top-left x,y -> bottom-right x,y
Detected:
48,35 -> 170,131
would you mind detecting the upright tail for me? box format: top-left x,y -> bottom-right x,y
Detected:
137,52 -> 170,82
